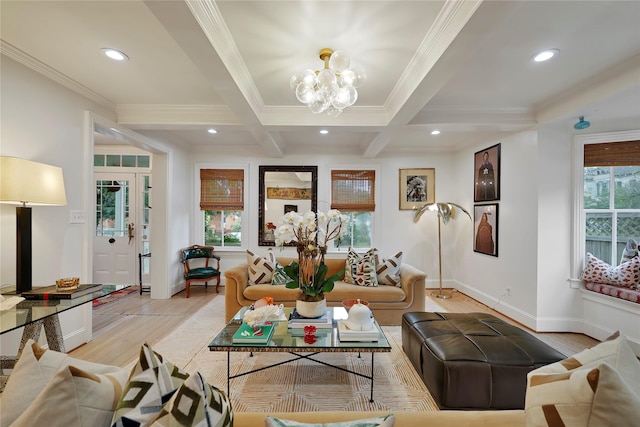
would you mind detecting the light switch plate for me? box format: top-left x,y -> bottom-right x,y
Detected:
70,210 -> 85,224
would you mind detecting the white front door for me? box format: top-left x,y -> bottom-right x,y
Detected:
93,173 -> 137,284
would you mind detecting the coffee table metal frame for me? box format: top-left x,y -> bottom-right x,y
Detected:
208,307 -> 391,402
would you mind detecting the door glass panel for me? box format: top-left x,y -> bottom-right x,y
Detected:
96,180 -> 130,237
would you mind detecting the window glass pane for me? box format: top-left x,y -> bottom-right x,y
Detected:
122,155 -> 136,167
584,167 -> 610,209
585,212 -> 612,264
94,154 -> 105,167
106,155 -> 121,167
137,156 -> 150,168
617,213 -> 640,263
205,210 -> 242,247
333,212 -> 371,249
613,166 -> 640,209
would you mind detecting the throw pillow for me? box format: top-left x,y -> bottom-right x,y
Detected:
265,414 -> 395,427
267,249 -> 292,286
0,340 -> 129,427
247,250 -> 275,284
619,238 -> 639,265
150,371 -> 233,427
527,331 -> 640,397
11,365 -> 123,427
588,363 -> 640,427
111,343 -> 190,427
344,248 -> 378,287
375,250 -> 403,287
525,366 -> 600,427
580,252 -> 640,288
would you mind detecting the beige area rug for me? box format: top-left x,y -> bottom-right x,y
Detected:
150,296 -> 441,413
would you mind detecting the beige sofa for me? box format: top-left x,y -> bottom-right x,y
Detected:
234,410 -> 524,426
224,256 -> 426,325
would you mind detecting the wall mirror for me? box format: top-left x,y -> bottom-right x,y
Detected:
259,165 -> 317,246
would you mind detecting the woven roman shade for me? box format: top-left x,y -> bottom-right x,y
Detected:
331,170 -> 375,211
200,169 -> 244,210
584,140 -> 640,167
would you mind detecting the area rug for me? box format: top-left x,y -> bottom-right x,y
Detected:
150,296 -> 440,413
92,286 -> 139,308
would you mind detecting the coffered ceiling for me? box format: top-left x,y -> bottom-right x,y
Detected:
2,0 -> 639,157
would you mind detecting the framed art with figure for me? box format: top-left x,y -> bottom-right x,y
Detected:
399,168 -> 435,210
474,143 -> 500,202
474,203 -> 498,257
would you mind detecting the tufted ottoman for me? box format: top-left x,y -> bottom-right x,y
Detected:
402,312 -> 565,410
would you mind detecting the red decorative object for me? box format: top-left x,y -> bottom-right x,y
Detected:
303,325 -> 317,336
304,334 -> 317,344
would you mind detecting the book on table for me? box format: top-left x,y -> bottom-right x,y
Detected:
337,320 -> 379,342
21,284 -> 103,300
232,322 -> 275,344
288,308 -> 333,328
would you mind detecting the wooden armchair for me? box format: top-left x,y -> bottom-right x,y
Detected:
179,245 -> 221,297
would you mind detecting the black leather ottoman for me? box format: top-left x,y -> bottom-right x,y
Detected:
402,312 -> 565,410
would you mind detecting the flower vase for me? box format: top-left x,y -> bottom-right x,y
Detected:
295,297 -> 327,319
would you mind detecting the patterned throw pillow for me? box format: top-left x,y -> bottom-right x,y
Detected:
344,248 -> 378,287
265,414 -> 396,427
12,365 -> 124,427
247,250 -> 275,284
0,340 -> 129,427
580,252 -> 640,288
588,363 -> 640,427
620,238 -> 639,265
375,251 -> 403,287
150,371 -> 233,427
112,343 -> 190,427
267,249 -> 292,286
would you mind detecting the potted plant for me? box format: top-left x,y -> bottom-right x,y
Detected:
275,210 -> 349,317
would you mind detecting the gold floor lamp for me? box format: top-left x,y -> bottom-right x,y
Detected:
414,202 -> 471,299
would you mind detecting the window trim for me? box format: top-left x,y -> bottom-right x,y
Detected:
572,130 -> 640,280
194,163 -> 249,250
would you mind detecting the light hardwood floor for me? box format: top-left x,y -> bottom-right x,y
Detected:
69,286 -> 598,366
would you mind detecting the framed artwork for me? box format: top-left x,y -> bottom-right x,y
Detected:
399,168 -> 435,210
473,203 -> 498,257
474,143 -> 501,202
284,204 -> 298,214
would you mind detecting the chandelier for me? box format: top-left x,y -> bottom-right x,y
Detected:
290,48 -> 366,117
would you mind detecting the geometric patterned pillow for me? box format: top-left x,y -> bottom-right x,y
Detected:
375,250 -> 402,287
150,371 -> 233,427
620,238 -> 639,265
580,252 -> 640,288
247,250 -> 274,285
344,248 -> 378,287
265,414 -> 396,427
267,249 -> 292,286
527,331 -> 640,397
588,363 -> 640,427
12,365 -> 124,427
111,343 -> 190,427
525,366 -> 600,427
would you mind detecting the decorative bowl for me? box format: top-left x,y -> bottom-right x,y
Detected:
56,277 -> 79,290
342,298 -> 369,312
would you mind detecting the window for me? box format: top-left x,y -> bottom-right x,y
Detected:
581,139 -> 640,265
331,169 -> 375,249
200,169 -> 244,247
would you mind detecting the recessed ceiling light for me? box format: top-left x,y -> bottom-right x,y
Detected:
207,128 -> 218,134
101,48 -> 128,61
533,49 -> 559,62
431,130 -> 441,135
319,129 -> 329,135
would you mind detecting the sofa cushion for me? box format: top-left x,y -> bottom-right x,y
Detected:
11,365 -> 123,427
247,250 -> 275,284
265,414 -> 395,427
345,248 -> 378,287
0,340 -> 129,427
581,252 -> 640,288
112,343 -> 190,427
150,371 -> 233,427
584,281 -> 640,303
243,281 -> 406,303
375,251 -> 403,287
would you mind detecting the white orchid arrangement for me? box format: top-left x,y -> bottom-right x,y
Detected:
274,209 -> 350,300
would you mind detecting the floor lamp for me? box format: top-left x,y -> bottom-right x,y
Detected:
414,202 -> 471,299
0,157 -> 67,294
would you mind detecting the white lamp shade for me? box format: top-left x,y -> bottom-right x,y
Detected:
0,156 -> 67,206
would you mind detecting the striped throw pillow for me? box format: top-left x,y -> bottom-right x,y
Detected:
375,251 -> 402,287
247,250 -> 275,284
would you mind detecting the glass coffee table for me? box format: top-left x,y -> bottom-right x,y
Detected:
208,306 -> 391,402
